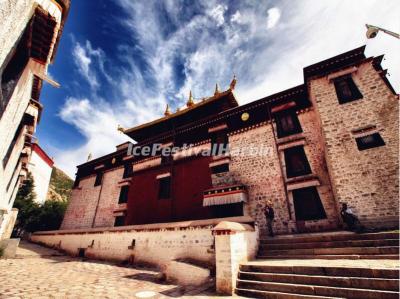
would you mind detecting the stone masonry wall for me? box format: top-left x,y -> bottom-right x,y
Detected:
308,61 -> 399,228
61,175 -> 101,229
93,167 -> 125,227
228,124 -> 292,235
32,225 -> 215,269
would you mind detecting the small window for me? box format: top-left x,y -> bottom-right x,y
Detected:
118,185 -> 129,204
94,171 -> 103,186
211,132 -> 229,155
114,216 -> 125,227
356,133 -> 385,151
334,75 -> 363,104
158,176 -> 171,199
284,146 -> 312,178
122,163 -> 133,178
211,163 -> 229,174
292,187 -> 327,221
275,110 -> 302,138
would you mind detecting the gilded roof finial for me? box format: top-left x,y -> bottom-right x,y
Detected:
87,153 -> 92,162
229,74 -> 237,90
117,124 -> 124,132
214,83 -> 220,96
187,90 -> 195,107
164,103 -> 171,116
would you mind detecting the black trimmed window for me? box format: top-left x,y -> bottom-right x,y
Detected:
293,187 -> 326,221
333,75 -> 363,104
211,131 -> 229,155
114,216 -> 125,227
275,110 -> 302,138
211,163 -> 229,174
118,185 -> 129,204
122,163 -> 133,178
94,171 -> 103,186
356,133 -> 385,151
158,176 -> 171,199
284,146 -> 312,178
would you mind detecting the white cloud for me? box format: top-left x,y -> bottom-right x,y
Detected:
208,4 -> 227,26
266,7 -> 281,29
53,0 -> 400,177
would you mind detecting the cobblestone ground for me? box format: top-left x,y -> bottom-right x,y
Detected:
0,241 -> 232,299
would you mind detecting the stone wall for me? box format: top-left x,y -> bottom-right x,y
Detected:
93,167 -> 125,227
33,220 -> 216,269
309,61 -> 399,228
228,124 -> 291,235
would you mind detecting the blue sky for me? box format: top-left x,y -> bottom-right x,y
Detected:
37,0 -> 400,177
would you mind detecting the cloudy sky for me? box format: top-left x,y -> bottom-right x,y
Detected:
37,0 -> 400,177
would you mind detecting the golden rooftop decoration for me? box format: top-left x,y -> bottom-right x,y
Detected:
214,83 -> 220,96
230,74 -> 237,90
164,104 -> 171,116
186,90 -> 195,107
87,153 -> 92,162
117,124 -> 125,132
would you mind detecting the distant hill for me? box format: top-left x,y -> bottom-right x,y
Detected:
46,167 -> 74,202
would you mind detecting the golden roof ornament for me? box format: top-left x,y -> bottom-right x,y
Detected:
164,104 -> 171,116
117,124 -> 124,132
186,90 -> 195,107
87,153 -> 92,162
229,74 -> 237,90
214,83 -> 220,96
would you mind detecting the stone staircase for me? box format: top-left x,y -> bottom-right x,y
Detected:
235,231 -> 400,298
257,231 -> 399,259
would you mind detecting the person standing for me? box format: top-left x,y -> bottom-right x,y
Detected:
264,202 -> 275,237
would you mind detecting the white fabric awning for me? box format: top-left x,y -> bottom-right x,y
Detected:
203,190 -> 247,207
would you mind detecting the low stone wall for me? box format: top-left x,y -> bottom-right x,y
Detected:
31,216 -> 254,271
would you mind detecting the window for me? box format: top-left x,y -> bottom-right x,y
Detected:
211,163 -> 229,174
118,185 -> 129,204
275,110 -> 302,138
158,176 -> 171,199
356,133 -> 385,151
284,146 -> 312,178
122,163 -> 133,178
334,75 -> 363,104
292,187 -> 326,221
114,216 -> 125,227
94,171 -> 103,186
211,132 -> 229,155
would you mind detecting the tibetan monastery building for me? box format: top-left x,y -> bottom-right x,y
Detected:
61,46 -> 399,235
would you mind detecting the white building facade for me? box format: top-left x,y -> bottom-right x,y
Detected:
28,143 -> 54,205
0,0 -> 69,240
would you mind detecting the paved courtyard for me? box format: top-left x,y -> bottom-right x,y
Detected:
0,241 -> 230,299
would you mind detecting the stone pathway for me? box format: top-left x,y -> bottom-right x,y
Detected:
0,241 -> 234,299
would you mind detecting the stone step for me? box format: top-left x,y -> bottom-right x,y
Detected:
236,279 -> 399,299
236,288 -> 344,299
257,254 -> 399,260
259,239 -> 399,250
239,265 -> 399,279
260,232 -> 399,245
258,246 -> 399,256
238,271 -> 399,291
